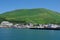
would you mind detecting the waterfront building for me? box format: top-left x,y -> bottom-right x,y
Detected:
23,23 -> 33,28
50,24 -> 59,28
1,21 -> 13,27
39,24 -> 45,28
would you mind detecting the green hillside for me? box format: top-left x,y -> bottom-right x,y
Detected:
0,8 -> 60,24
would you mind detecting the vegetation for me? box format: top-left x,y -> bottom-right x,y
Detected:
0,8 -> 60,24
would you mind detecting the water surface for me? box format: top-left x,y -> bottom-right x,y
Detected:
0,28 -> 60,40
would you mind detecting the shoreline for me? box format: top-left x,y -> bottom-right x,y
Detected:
0,27 -> 60,30
29,28 -> 60,30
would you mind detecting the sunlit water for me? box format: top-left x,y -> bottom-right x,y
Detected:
0,28 -> 60,40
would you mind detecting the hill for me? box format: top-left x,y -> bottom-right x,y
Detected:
0,8 -> 60,24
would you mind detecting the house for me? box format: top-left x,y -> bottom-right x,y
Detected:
39,24 -> 45,28
14,24 -> 19,28
50,24 -> 59,28
1,21 -> 13,27
14,24 -> 26,28
27,23 -> 33,28
24,24 -> 30,28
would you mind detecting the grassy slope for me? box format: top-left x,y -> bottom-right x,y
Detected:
0,8 -> 60,24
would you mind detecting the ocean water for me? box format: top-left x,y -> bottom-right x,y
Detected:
0,28 -> 60,40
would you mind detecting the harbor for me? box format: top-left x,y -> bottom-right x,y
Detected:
0,21 -> 60,30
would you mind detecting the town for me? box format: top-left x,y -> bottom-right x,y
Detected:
0,21 -> 60,29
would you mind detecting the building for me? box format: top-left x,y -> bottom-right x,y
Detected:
51,24 -> 59,28
1,21 -> 13,27
39,24 -> 45,28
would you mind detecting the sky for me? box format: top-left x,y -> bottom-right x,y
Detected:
0,0 -> 60,13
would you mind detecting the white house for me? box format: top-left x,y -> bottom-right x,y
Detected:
1,21 -> 13,27
24,23 -> 34,28
50,24 -> 59,28
14,24 -> 23,28
39,24 -> 44,28
14,24 -> 19,27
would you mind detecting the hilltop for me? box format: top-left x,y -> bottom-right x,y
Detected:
0,8 -> 60,24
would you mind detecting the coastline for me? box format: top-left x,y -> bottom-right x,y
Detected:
29,28 -> 60,30
0,27 -> 60,30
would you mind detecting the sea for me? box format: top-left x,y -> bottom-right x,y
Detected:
0,28 -> 60,40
